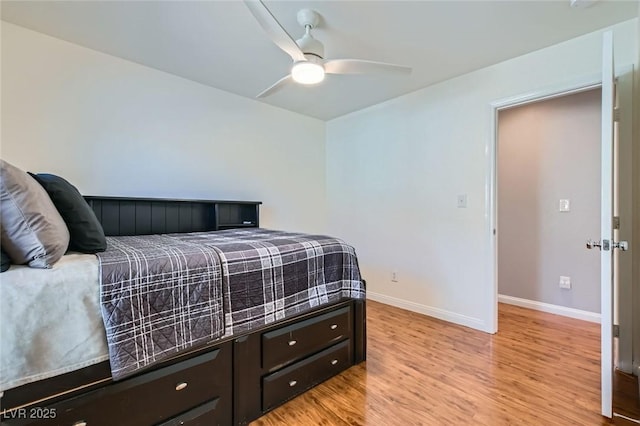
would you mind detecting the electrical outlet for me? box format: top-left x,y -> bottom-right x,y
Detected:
559,276 -> 571,289
391,271 -> 398,282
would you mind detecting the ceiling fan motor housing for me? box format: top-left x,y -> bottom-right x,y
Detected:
296,33 -> 324,58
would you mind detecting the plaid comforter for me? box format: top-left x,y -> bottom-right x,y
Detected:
97,229 -> 364,380
97,235 -> 224,379
187,228 -> 365,335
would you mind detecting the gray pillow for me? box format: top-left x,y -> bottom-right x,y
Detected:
0,160 -> 70,268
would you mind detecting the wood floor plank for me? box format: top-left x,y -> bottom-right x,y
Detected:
614,370 -> 640,423
252,301 -> 612,425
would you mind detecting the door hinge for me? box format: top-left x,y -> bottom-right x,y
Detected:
613,324 -> 620,338
613,107 -> 621,122
613,216 -> 620,230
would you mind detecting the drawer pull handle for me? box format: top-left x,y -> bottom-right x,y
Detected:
175,382 -> 188,391
289,380 -> 297,387
331,359 -> 338,365
73,422 -> 87,426
330,324 -> 338,330
288,340 -> 297,346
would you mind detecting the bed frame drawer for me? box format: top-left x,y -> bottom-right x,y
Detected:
262,339 -> 351,411
156,398 -> 227,426
2,343 -> 232,426
262,306 -> 350,371
60,345 -> 230,426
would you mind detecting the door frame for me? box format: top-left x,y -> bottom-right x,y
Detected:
486,73 -> 602,334
487,64 -> 634,418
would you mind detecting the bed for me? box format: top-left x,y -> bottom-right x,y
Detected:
0,195 -> 366,426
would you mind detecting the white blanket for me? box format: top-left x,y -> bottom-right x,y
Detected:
0,253 -> 109,392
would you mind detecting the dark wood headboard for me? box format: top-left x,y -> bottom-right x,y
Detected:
84,196 -> 261,236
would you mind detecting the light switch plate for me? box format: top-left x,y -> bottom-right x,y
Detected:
457,194 -> 467,208
559,199 -> 570,212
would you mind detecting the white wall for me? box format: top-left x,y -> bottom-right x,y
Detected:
498,89 -> 601,313
2,18 -> 638,334
0,22 -> 327,234
326,18 -> 638,332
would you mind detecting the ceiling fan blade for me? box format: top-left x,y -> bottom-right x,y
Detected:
244,0 -> 305,62
324,59 -> 412,75
257,75 -> 293,98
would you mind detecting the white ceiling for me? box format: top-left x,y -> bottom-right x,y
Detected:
1,1 -> 637,120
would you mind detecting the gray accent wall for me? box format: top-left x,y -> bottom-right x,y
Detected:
498,89 -> 601,313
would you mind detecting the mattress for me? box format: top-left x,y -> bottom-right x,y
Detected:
0,229 -> 365,394
0,253 -> 109,392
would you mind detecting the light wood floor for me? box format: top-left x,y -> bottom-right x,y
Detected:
252,301 -> 611,425
613,370 -> 640,425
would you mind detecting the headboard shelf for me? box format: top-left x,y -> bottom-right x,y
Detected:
84,196 -> 261,236
84,195 -> 261,205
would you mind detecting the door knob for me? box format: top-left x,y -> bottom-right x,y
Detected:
586,239 -> 601,249
587,239 -> 627,251
612,241 -> 629,251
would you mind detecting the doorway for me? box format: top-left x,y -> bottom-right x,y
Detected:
496,88 -> 602,321
487,77 -> 603,335
488,66 -> 635,420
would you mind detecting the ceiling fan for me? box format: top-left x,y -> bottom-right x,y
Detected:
244,0 -> 412,98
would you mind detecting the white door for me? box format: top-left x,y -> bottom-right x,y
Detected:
598,30 -> 614,419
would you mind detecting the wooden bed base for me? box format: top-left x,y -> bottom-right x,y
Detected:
0,197 -> 367,426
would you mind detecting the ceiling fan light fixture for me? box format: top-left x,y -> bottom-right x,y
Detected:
245,2 -> 411,98
291,61 -> 325,85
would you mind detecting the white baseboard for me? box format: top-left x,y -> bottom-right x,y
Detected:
366,291 -> 487,332
498,294 -> 600,323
